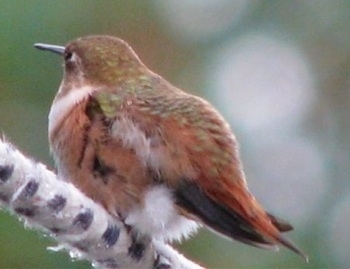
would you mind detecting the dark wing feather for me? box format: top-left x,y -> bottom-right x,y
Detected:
175,180 -> 278,249
174,180 -> 308,262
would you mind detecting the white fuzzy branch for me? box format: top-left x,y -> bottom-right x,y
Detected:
0,137 -> 205,269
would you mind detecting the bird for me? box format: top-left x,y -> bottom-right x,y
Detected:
34,35 -> 307,261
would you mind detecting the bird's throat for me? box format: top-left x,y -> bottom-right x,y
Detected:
49,84 -> 96,136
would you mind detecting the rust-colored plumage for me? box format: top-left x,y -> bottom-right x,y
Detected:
35,35 -> 307,260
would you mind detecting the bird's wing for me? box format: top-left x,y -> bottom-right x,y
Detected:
89,80 -> 306,259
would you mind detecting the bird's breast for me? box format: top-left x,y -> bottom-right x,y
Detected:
49,100 -> 91,181
49,100 -> 158,216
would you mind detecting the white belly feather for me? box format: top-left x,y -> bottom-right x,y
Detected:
125,185 -> 199,242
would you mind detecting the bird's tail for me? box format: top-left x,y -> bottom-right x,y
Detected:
175,180 -> 308,261
267,213 -> 309,262
216,184 -> 309,261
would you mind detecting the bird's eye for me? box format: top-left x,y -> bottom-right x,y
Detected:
64,51 -> 73,61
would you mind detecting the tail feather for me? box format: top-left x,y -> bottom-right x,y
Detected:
175,180 -> 308,261
267,212 -> 294,232
278,235 -> 309,262
175,181 -> 275,247
267,213 -> 308,261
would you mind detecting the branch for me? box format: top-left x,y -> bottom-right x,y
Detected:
0,137 -> 205,269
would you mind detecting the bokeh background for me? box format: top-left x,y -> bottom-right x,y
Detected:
1,1 -> 349,268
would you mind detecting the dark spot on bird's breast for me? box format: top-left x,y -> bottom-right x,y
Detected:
85,97 -> 103,120
93,156 -> 114,184
147,167 -> 164,183
77,122 -> 91,169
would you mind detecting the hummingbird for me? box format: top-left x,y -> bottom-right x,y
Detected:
34,35 -> 307,260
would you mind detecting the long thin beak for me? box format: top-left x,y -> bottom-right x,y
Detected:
34,43 -> 65,55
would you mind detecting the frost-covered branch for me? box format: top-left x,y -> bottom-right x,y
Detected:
0,137 -> 205,269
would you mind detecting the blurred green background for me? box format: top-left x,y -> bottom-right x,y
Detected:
1,1 -> 350,268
